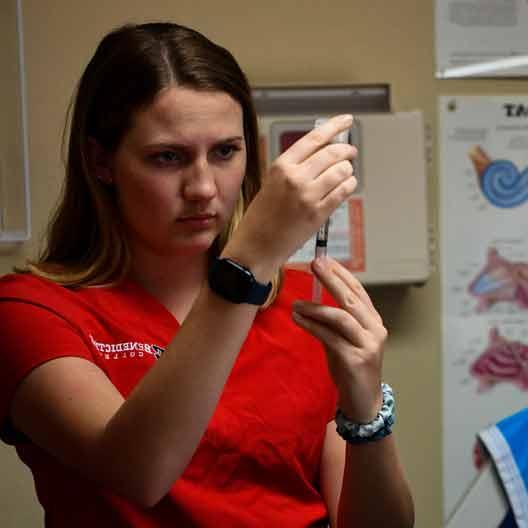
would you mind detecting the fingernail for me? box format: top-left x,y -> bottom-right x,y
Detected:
340,114 -> 353,123
292,300 -> 304,312
292,311 -> 303,323
314,256 -> 326,270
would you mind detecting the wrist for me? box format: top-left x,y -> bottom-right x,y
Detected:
335,383 -> 395,444
338,387 -> 384,424
221,242 -> 280,285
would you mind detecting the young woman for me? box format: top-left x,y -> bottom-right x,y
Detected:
0,22 -> 414,527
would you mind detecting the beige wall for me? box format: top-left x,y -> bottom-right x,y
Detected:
2,1 -> 527,526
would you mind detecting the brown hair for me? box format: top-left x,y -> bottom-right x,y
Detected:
26,22 -> 281,307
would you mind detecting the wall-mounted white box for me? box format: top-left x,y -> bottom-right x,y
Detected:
258,109 -> 430,286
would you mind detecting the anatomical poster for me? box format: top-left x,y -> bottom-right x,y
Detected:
436,0 -> 528,78
439,96 -> 528,522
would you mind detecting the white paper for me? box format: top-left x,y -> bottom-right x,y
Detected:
436,0 -> 528,78
0,0 -> 31,242
439,96 -> 528,521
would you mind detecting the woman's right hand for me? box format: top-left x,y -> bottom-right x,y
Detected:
224,114 -> 358,280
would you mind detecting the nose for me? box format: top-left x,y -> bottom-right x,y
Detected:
182,157 -> 217,202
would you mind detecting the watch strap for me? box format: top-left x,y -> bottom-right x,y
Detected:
208,257 -> 272,305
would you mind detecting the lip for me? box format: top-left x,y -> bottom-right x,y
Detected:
177,213 -> 217,228
178,213 -> 216,221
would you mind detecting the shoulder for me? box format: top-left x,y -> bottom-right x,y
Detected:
1,272 -> 60,294
0,273 -> 77,313
0,272 -> 63,300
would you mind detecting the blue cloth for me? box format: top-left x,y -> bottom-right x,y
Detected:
499,508 -> 517,528
479,408 -> 528,528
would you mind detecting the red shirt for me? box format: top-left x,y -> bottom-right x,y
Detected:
0,269 -> 337,527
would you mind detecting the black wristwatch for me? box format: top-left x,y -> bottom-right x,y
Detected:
208,257 -> 272,305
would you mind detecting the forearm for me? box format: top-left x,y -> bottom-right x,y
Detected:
97,282 -> 262,506
337,436 -> 414,528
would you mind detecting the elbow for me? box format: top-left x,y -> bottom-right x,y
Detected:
96,459 -> 184,509
390,500 -> 415,528
132,487 -> 167,510
400,490 -> 415,528
406,503 -> 416,528
337,500 -> 415,528
109,474 -> 175,509
93,439 -> 188,508
130,459 -> 189,508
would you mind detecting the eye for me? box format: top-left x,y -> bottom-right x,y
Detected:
151,150 -> 185,165
214,143 -> 241,161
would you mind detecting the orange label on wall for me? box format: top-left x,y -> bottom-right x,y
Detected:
348,198 -> 365,272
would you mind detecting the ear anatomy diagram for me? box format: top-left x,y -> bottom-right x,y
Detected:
469,146 -> 528,208
470,328 -> 528,392
468,248 -> 528,312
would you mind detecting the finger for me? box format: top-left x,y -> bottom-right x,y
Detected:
311,258 -> 383,329
293,302 -> 368,347
310,159 -> 354,201
292,308 -> 362,352
301,143 -> 357,180
325,257 -> 383,323
317,175 -> 358,216
279,114 -> 354,165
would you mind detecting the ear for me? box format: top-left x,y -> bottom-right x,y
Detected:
87,137 -> 113,184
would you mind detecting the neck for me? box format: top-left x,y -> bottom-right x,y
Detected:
128,248 -> 210,322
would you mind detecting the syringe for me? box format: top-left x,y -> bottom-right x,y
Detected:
311,118 -> 351,303
312,219 -> 330,302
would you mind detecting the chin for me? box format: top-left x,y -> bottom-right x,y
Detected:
167,235 -> 217,257
132,228 -> 220,259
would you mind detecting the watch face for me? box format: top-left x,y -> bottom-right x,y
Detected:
209,258 -> 271,305
214,259 -> 253,303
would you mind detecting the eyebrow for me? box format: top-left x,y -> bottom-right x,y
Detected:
144,136 -> 244,150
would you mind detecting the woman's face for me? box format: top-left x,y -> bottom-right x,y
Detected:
108,86 -> 247,259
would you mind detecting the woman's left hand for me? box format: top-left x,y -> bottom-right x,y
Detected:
292,256 -> 387,424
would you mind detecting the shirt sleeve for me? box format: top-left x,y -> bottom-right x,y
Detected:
0,299 -> 94,442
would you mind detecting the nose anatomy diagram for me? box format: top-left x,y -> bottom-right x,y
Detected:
468,248 -> 528,313
469,146 -> 528,209
470,328 -> 528,393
